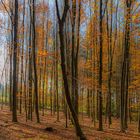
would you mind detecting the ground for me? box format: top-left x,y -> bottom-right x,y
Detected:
0,107 -> 140,140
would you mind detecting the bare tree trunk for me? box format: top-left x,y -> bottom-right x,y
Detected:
75,0 -> 81,115
120,0 -> 132,132
20,0 -> 26,114
12,0 -> 19,122
32,0 -> 40,123
98,0 -> 103,131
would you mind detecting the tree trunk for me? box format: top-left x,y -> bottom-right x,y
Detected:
12,0 -> 19,122
32,0 -> 40,123
98,0 -> 103,131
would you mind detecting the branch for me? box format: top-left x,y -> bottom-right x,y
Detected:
132,3 -> 140,15
102,0 -> 108,18
55,0 -> 61,22
1,0 -> 13,23
62,0 -> 69,23
55,0 -> 69,24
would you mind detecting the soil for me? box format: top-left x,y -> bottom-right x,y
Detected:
0,106 -> 140,140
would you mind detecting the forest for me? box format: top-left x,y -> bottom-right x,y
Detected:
0,0 -> 140,140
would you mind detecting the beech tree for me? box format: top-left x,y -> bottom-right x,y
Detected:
55,0 -> 86,139
12,0 -> 18,122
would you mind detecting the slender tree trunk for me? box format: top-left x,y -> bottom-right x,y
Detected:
32,0 -> 40,123
120,0 -> 132,132
98,0 -> 103,131
12,0 -> 19,122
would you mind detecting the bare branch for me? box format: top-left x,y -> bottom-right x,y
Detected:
1,0 -> 13,23
55,0 -> 61,22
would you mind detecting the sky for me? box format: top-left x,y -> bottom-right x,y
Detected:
0,10 -> 8,83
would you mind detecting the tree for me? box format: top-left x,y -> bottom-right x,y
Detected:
98,0 -> 103,131
32,0 -> 40,123
120,0 -> 132,132
55,0 -> 86,139
12,0 -> 19,122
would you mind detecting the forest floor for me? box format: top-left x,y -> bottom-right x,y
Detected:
0,107 -> 140,140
